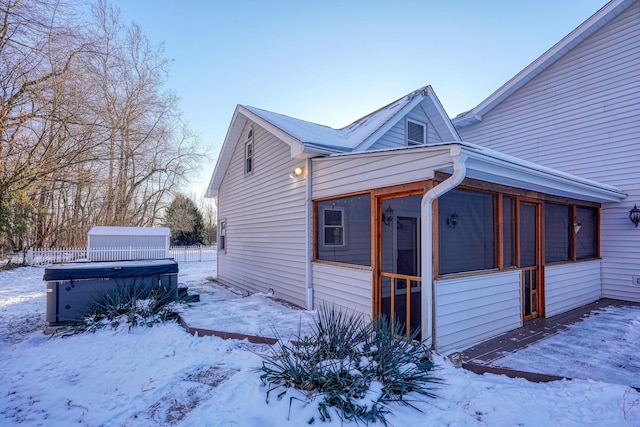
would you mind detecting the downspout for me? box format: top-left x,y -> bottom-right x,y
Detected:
305,158 -> 314,310
421,146 -> 467,350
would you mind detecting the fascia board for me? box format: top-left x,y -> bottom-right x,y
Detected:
353,93 -> 425,152
460,147 -> 627,202
205,107 -> 247,198
238,106 -> 306,158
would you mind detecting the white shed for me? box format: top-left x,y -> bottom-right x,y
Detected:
87,226 -> 171,261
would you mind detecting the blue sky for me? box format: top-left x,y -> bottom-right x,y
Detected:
109,0 -> 607,195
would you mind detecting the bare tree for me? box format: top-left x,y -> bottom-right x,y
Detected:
0,0 -> 203,251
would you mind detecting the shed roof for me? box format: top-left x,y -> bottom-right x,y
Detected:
88,226 -> 171,237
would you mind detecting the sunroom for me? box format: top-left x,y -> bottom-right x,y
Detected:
309,142 -> 626,353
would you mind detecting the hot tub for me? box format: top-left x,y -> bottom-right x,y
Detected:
44,259 -> 178,326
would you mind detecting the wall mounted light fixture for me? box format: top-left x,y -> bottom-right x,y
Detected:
573,222 -> 582,234
447,212 -> 458,229
629,204 -> 640,227
290,166 -> 304,178
382,205 -> 394,226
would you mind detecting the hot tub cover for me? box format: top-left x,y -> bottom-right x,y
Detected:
43,259 -> 178,281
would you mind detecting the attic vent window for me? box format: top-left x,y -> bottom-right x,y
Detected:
244,127 -> 254,174
407,120 -> 426,146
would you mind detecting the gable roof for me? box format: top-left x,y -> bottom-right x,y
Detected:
452,0 -> 636,127
207,86 -> 459,197
244,85 -> 459,153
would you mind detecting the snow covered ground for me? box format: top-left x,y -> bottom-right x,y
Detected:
1,262 -> 639,426
493,305 -> 640,388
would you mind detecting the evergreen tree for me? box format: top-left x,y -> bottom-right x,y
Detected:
164,195 -> 205,246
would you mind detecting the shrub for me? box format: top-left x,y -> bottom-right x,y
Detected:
258,304 -> 441,425
54,285 -> 181,336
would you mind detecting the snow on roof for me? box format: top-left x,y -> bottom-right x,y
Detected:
87,226 -> 171,237
242,88 -> 424,151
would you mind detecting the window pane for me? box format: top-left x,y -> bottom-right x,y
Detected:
408,121 -> 425,144
324,210 -> 342,226
438,189 -> 496,274
316,194 -> 371,266
576,207 -> 597,259
503,196 -> 515,267
545,203 -> 571,263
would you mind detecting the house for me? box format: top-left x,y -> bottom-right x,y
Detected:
206,0 -> 637,353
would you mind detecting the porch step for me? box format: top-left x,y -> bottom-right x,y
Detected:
178,283 -> 200,303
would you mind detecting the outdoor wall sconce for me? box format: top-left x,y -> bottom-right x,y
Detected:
447,212 -> 458,229
382,205 -> 394,226
573,222 -> 582,234
629,204 -> 640,227
290,166 -> 304,178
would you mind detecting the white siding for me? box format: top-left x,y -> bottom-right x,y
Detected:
217,123 -> 308,307
312,147 -> 452,199
545,260 -> 601,317
369,105 -> 443,150
458,2 -> 640,303
312,262 -> 372,315
435,270 -> 522,354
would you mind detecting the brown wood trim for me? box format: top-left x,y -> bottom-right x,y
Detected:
371,193 -> 379,321
312,189 -> 372,203
312,200 -> 318,261
434,171 -> 601,208
372,180 -> 429,197
462,362 -> 566,383
432,198 -> 440,278
497,194 -> 504,270
571,205 -> 577,262
514,197 -> 521,268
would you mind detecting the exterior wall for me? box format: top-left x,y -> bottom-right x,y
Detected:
435,270 -> 522,354
312,147 -> 452,199
457,2 -> 640,302
217,123 -> 308,307
312,263 -> 372,315
545,260 -> 601,317
368,104 -> 443,150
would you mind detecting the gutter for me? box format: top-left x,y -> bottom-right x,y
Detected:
421,146 -> 467,350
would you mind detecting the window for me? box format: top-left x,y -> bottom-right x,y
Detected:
316,194 -> 371,266
323,208 -> 344,246
407,119 -> 426,146
545,203 -> 571,263
438,189 -> 496,274
219,220 -> 226,252
576,206 -> 598,259
244,128 -> 254,174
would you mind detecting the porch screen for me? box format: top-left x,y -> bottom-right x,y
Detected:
316,194 -> 371,266
438,189 -> 496,275
545,203 -> 571,263
576,206 -> 597,259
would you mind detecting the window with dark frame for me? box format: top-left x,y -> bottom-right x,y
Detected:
576,206 -> 598,259
315,194 -> 371,266
438,189 -> 496,275
545,203 -> 572,263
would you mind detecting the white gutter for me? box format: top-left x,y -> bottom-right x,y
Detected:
421,145 -> 467,350
305,158 -> 314,310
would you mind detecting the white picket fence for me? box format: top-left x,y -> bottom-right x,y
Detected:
22,245 -> 217,266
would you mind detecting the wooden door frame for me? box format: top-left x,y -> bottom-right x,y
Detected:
517,197 -> 545,321
372,185 -> 425,324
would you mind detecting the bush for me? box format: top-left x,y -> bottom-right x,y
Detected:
258,304 -> 441,425
54,285 -> 181,336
